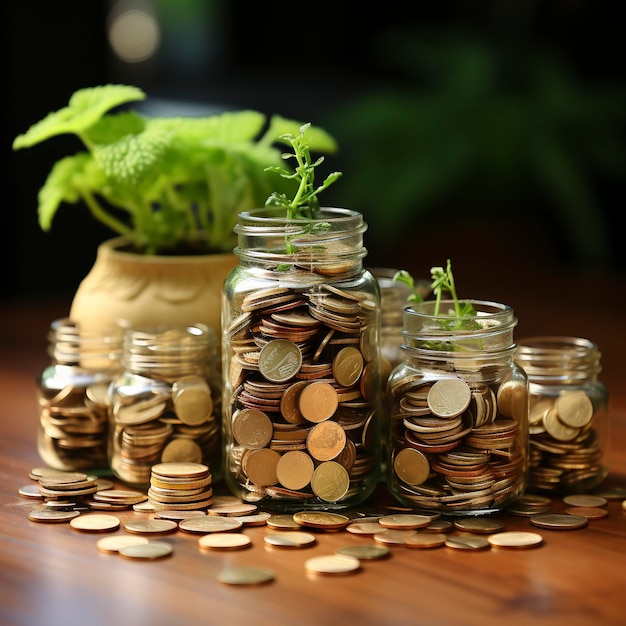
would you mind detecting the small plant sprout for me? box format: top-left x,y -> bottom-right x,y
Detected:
265,122 -> 342,221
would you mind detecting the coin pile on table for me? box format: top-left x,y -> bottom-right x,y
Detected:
388,375 -> 527,512
225,284 -> 380,506
147,462 -> 213,510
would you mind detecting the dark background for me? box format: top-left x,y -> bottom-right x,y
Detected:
3,0 -> 624,303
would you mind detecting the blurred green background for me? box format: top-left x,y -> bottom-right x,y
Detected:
4,0 -> 624,300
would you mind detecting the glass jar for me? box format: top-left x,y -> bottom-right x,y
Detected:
37,318 -> 123,472
109,323 -> 221,489
515,336 -> 609,494
222,207 -> 383,511
386,300 -> 529,515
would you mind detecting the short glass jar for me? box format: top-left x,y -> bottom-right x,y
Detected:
108,323 -> 221,489
37,318 -> 123,471
221,207 -> 383,511
515,336 -> 609,494
386,300 -> 529,515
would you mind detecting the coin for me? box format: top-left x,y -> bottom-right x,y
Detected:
293,511 -> 351,531
564,506 -> 609,520
96,535 -> 150,554
28,507 -> 81,523
306,420 -> 346,462
69,514 -> 121,532
299,381 -> 339,423
276,450 -> 314,490
304,554 -> 361,575
555,391 -> 593,428
427,378 -> 471,418
453,517 -> 506,534
264,531 -> 317,548
404,533 -> 447,549
332,346 -> 364,387
18,484 -> 43,499
206,502 -> 258,517
217,566 -> 275,585
311,461 -> 350,502
179,516 -> 243,534
488,531 -> 544,549
244,448 -> 280,486
562,494 -> 607,508
123,519 -> 178,534
119,541 -> 173,560
160,438 -> 204,464
171,375 -> 213,426
259,339 -> 302,382
198,532 -> 252,550
378,514 -> 432,530
337,544 -> 390,560
529,513 -> 588,530
445,536 -> 491,551
393,448 -> 430,486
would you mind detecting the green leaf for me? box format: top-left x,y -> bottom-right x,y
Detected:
13,84 -> 146,149
263,116 -> 339,153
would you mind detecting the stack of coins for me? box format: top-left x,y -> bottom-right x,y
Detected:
147,462 -> 213,510
225,283 -> 380,507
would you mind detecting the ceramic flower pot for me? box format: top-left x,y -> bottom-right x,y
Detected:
69,237 -> 238,335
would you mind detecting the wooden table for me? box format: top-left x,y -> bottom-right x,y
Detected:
1,282 -> 625,626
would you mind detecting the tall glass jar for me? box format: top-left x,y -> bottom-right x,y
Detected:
515,336 -> 609,494
222,207 -> 382,511
109,323 -> 221,489
386,300 -> 529,515
37,318 -> 123,472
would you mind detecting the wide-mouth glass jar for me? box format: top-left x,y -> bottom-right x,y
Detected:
221,207 -> 382,511
386,300 -> 529,515
515,336 -> 609,494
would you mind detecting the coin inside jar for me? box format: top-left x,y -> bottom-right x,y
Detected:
427,378 -> 472,418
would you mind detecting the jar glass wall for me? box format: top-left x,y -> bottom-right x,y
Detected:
386,300 -> 529,515
222,207 -> 382,511
515,336 -> 609,494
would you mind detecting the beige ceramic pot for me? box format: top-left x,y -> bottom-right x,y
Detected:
69,237 -> 238,335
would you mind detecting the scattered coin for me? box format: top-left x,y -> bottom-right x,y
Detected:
123,519 -> 178,535
293,511 -> 351,531
529,513 -> 588,530
564,506 -> 609,520
266,514 -> 301,531
217,566 -> 275,586
18,484 -> 43,499
304,554 -> 361,575
562,494 -> 607,508
346,522 -> 384,535
337,544 -> 390,560
488,531 -> 544,549
379,514 -> 432,530
445,536 -> 491,551
198,533 -> 252,550
28,507 -> 81,523
404,533 -> 447,549
119,541 -> 173,560
70,514 -> 121,532
453,517 -> 506,535
264,531 -> 317,548
96,535 -> 150,554
178,516 -> 243,534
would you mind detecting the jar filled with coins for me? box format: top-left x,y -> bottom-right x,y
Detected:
515,336 -> 609,494
108,324 -> 221,489
386,300 -> 529,515
37,318 -> 123,471
222,207 -> 383,511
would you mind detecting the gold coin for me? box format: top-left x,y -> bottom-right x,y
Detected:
337,544 -> 390,560
119,541 -> 173,560
488,531 -> 544,549
427,378 -> 471,418
217,566 -> 274,585
453,517 -> 506,534
259,339 -> 302,382
445,536 -> 490,551
378,514 -> 432,530
18,484 -> 43,499
543,407 -> 580,441
345,521 -> 384,535
232,408 -> 274,449
564,506 -> 609,520
70,514 -> 121,533
304,554 -> 360,575
264,531 -> 317,548
179,515 -> 243,534
244,448 -> 281,487
562,494 -> 607,508
28,507 -> 81,523
276,450 -> 314,490
332,346 -> 364,387
151,462 -> 210,479
160,438 -> 204,464
393,448 -> 430,486
206,502 -> 258,517
555,391 -> 593,428
123,519 -> 178,534
299,381 -> 339,423
496,379 -> 528,421
97,535 -> 150,553
279,380 -> 309,424
373,529 -> 417,545
172,376 -> 213,426
198,532 -> 252,550
93,490 -> 148,505
293,511 -> 351,531
306,420 -> 346,462
311,461 -> 350,502
404,533 -> 447,549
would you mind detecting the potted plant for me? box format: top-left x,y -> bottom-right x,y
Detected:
12,83 -> 338,335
